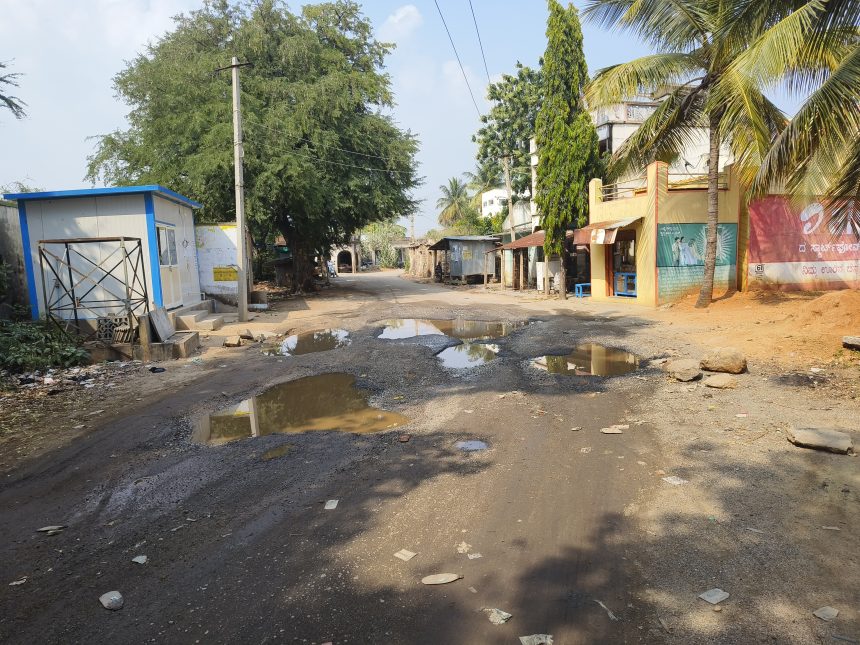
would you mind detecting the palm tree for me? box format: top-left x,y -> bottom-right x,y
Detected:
731,0 -> 860,230
436,176 -> 472,226
464,160 -> 503,210
0,61 -> 26,119
583,0 -> 787,307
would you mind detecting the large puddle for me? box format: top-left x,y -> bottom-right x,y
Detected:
437,343 -> 500,368
264,329 -> 350,356
531,344 -> 639,376
378,318 -> 525,340
193,373 -> 408,445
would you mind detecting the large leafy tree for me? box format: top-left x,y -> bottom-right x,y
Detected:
0,60 -> 26,119
535,0 -> 601,299
732,0 -> 860,231
584,0 -> 787,307
86,0 -> 420,289
474,63 -> 543,241
435,176 -> 473,226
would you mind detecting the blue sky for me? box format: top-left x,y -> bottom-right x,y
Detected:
0,1 -> 790,235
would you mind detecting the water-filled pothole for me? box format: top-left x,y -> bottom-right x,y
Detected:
455,440 -> 489,452
437,343 -> 500,368
193,373 -> 408,445
263,329 -> 350,356
378,318 -> 525,340
531,344 -> 639,376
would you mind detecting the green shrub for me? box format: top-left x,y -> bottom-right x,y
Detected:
0,321 -> 90,372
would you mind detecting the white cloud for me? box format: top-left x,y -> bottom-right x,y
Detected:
378,4 -> 423,43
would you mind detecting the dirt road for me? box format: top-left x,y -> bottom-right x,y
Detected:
1,272 -> 857,644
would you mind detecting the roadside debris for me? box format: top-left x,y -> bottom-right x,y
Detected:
467,553 -> 482,560
571,426 -> 583,432
36,525 -> 66,535
131,555 -> 148,565
841,336 -> 860,351
468,586 -> 478,594
662,476 -> 688,486
699,588 -> 730,605
99,591 -> 124,610
398,434 -> 411,443
394,549 -> 417,562
580,447 -> 592,454
745,527 -> 766,534
786,427 -> 853,454
8,577 -> 27,586
223,336 -> 243,348
519,635 -> 553,645
700,347 -> 747,374
483,608 -> 513,624
703,374 -> 738,389
664,359 -> 702,382
324,500 -> 339,510
421,573 -> 462,585
148,366 -> 166,373
456,541 -> 472,554
594,599 -> 618,621
822,526 -> 842,531
813,606 -> 839,621
600,424 -> 628,434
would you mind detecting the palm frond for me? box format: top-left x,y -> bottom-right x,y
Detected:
586,52 -> 703,108
583,0 -> 712,49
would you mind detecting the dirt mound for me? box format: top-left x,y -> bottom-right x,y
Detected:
790,289 -> 860,335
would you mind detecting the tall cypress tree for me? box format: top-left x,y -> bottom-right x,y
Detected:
535,0 -> 600,299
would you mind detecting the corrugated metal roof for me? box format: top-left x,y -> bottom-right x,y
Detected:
2,185 -> 202,209
428,236 -> 500,251
496,229 -> 574,250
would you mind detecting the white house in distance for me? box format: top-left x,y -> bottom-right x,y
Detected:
3,185 -> 202,321
480,188 -> 507,218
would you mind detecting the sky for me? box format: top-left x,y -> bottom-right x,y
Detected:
0,1 -> 790,236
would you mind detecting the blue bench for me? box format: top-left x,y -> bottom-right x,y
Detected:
574,283 -> 591,298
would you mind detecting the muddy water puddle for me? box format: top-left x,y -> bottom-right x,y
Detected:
378,318 -> 525,340
193,373 -> 408,446
437,343 -> 499,368
263,329 -> 350,356
531,344 -> 639,376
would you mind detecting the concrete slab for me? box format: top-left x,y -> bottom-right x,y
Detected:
786,427 -> 853,454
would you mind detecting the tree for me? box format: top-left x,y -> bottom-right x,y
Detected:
436,176 -> 473,226
86,0 -> 420,291
0,60 -> 26,119
360,221 -> 406,268
536,1 -> 601,299
584,0 -> 786,307
474,63 -> 543,242
464,159 -> 503,210
732,0 -> 860,231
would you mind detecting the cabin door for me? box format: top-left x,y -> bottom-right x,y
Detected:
157,225 -> 183,309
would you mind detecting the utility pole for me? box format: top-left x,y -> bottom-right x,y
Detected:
502,155 -> 515,291
216,57 -> 252,322
410,214 -> 415,242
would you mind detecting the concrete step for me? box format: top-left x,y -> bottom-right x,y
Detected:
196,315 -> 225,331
175,310 -> 208,330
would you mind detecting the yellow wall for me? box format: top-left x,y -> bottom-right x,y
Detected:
587,162 -> 742,307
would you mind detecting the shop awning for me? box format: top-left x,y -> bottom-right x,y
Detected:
575,217 -> 642,245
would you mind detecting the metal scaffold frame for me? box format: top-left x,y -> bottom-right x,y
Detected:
37,236 -> 150,342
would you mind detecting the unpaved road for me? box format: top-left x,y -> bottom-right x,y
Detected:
1,272 -> 857,644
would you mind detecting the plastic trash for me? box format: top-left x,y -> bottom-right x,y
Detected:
324,500 -> 339,510
394,549 -> 416,561
520,635 -> 553,645
148,367 -> 166,373
699,588 -> 730,604
483,608 -> 513,624
467,553 -> 482,560
421,573 -> 462,585
131,555 -> 148,565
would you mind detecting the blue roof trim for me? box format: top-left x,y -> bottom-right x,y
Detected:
2,185 -> 202,209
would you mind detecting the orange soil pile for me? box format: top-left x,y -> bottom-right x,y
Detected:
788,289 -> 860,336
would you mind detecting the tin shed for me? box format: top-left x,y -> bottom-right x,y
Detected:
3,186 -> 202,320
428,236 -> 499,280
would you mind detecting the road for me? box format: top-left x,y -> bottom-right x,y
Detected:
5,273 -> 857,645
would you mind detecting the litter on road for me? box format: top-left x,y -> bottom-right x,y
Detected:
99,591 -> 124,610
483,608 -> 513,624
421,573 -> 462,585
394,549 -> 416,561
699,588 -> 730,604
821,526 -> 842,531
8,577 -> 27,586
600,424 -> 628,434
520,635 -> 553,645
456,541 -> 472,554
813,606 -> 839,621
131,555 -> 148,564
324,500 -> 339,510
467,553 -> 482,559
398,434 -> 411,443
36,525 -> 66,533
580,447 -> 592,454
594,599 -> 618,621
662,476 -> 689,486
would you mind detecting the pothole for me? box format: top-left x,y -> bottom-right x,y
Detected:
455,440 -> 489,452
192,373 -> 408,445
531,343 -> 640,376
436,343 -> 500,369
378,318 -> 525,340
263,329 -> 350,356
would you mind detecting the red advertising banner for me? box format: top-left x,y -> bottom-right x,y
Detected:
748,197 -> 860,290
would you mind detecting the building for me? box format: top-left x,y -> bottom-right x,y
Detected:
3,185 -> 202,321
480,188 -> 507,218
584,161 -> 742,306
427,236 -> 499,282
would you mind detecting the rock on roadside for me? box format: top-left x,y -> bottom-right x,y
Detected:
786,427 -> 853,454
99,591 -> 124,610
664,359 -> 702,382
703,373 -> 738,389
223,336 -> 243,348
700,347 -> 747,374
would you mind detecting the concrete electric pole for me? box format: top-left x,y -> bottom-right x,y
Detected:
216,57 -> 252,322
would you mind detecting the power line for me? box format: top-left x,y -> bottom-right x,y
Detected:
468,0 -> 492,86
432,0 -> 483,118
250,121 -> 404,163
